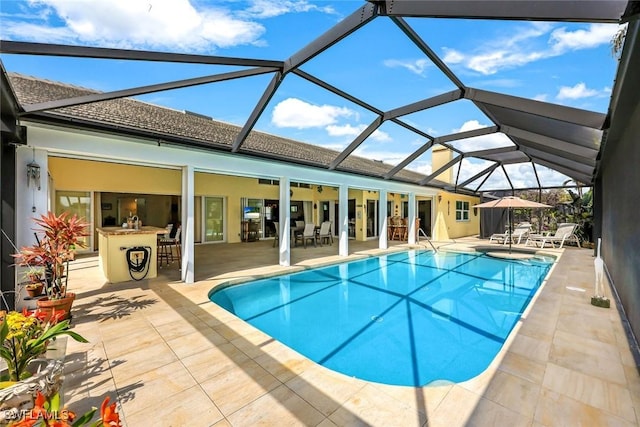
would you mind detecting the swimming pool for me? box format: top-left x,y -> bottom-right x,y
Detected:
210,250 -> 553,386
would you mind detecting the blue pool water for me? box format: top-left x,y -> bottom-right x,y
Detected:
210,250 -> 553,386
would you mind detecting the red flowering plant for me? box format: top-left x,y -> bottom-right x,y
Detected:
7,391 -> 122,427
0,308 -> 87,382
13,212 -> 89,301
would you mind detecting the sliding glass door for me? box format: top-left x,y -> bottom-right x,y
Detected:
204,196 -> 225,242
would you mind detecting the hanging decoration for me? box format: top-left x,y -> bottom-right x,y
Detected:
27,161 -> 41,190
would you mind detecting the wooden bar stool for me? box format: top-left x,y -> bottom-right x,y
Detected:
157,237 -> 173,267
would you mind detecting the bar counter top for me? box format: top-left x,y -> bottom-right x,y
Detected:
96,226 -> 167,236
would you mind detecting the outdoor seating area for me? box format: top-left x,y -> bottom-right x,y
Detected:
293,221 -> 334,248
526,223 -> 581,249
489,222 -> 532,245
157,223 -> 182,267
387,217 -> 421,241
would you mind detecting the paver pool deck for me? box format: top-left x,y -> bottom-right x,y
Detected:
60,238 -> 640,426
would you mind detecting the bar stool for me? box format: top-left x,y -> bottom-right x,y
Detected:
157,224 -> 175,267
171,227 -> 182,262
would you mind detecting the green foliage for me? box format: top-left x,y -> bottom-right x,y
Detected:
0,311 -> 88,382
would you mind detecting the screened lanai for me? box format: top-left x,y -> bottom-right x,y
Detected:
1,0 -> 639,336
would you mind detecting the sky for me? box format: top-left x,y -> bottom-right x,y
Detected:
0,0 -> 624,191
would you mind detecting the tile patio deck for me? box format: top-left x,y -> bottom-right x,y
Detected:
60,238 -> 640,426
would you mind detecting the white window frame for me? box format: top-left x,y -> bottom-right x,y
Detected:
455,200 -> 470,222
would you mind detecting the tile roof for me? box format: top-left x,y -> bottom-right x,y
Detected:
9,73 -> 444,188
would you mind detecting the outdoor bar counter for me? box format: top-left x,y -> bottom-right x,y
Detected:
97,226 -> 165,283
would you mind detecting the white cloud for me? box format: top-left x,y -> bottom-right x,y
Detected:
326,124 -> 391,142
550,24 -> 619,52
1,0 -> 266,51
454,159 -> 495,187
466,50 -> 545,75
408,161 -> 433,176
371,129 -> 392,142
243,0 -> 336,19
442,48 -> 464,64
556,82 -> 600,100
351,147 -> 412,169
447,120 -> 513,152
0,22 -> 77,45
442,22 -> 620,75
456,153 -> 576,190
326,124 -> 362,137
533,94 -> 549,102
383,58 -> 432,76
271,98 -> 354,128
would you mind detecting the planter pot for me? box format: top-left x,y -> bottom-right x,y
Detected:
25,283 -> 44,298
0,359 -> 64,423
36,292 -> 76,322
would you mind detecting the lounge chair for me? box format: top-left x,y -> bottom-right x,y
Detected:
489,222 -> 531,245
526,223 -> 579,248
295,223 -> 317,248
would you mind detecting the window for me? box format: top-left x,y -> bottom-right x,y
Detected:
258,179 -> 278,185
455,201 -> 469,221
56,191 -> 92,251
290,182 -> 311,188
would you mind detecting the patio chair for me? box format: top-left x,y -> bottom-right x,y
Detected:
317,221 -> 333,246
526,223 -> 578,248
158,224 -> 177,266
295,223 -> 317,248
489,222 -> 531,245
556,222 -> 582,248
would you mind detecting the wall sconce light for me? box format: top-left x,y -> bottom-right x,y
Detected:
438,195 -> 442,202
447,200 -> 450,215
290,189 -> 293,197
317,185 -> 323,193
27,161 -> 41,190
473,207 -> 478,216
313,203 -> 317,210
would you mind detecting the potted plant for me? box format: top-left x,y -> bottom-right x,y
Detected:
13,212 -> 89,321
0,309 -> 87,383
0,309 -> 92,425
23,267 -> 45,298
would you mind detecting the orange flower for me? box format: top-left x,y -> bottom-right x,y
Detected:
8,392 -> 119,427
100,396 -> 122,427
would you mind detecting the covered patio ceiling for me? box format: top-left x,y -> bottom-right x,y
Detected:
0,0 -> 635,194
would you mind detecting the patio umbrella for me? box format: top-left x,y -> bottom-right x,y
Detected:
473,196 -> 551,252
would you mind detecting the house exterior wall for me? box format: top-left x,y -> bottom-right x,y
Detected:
47,156 -> 476,244
16,147 -> 49,249
20,123 -> 450,250
433,191 -> 480,240
49,157 -> 182,194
